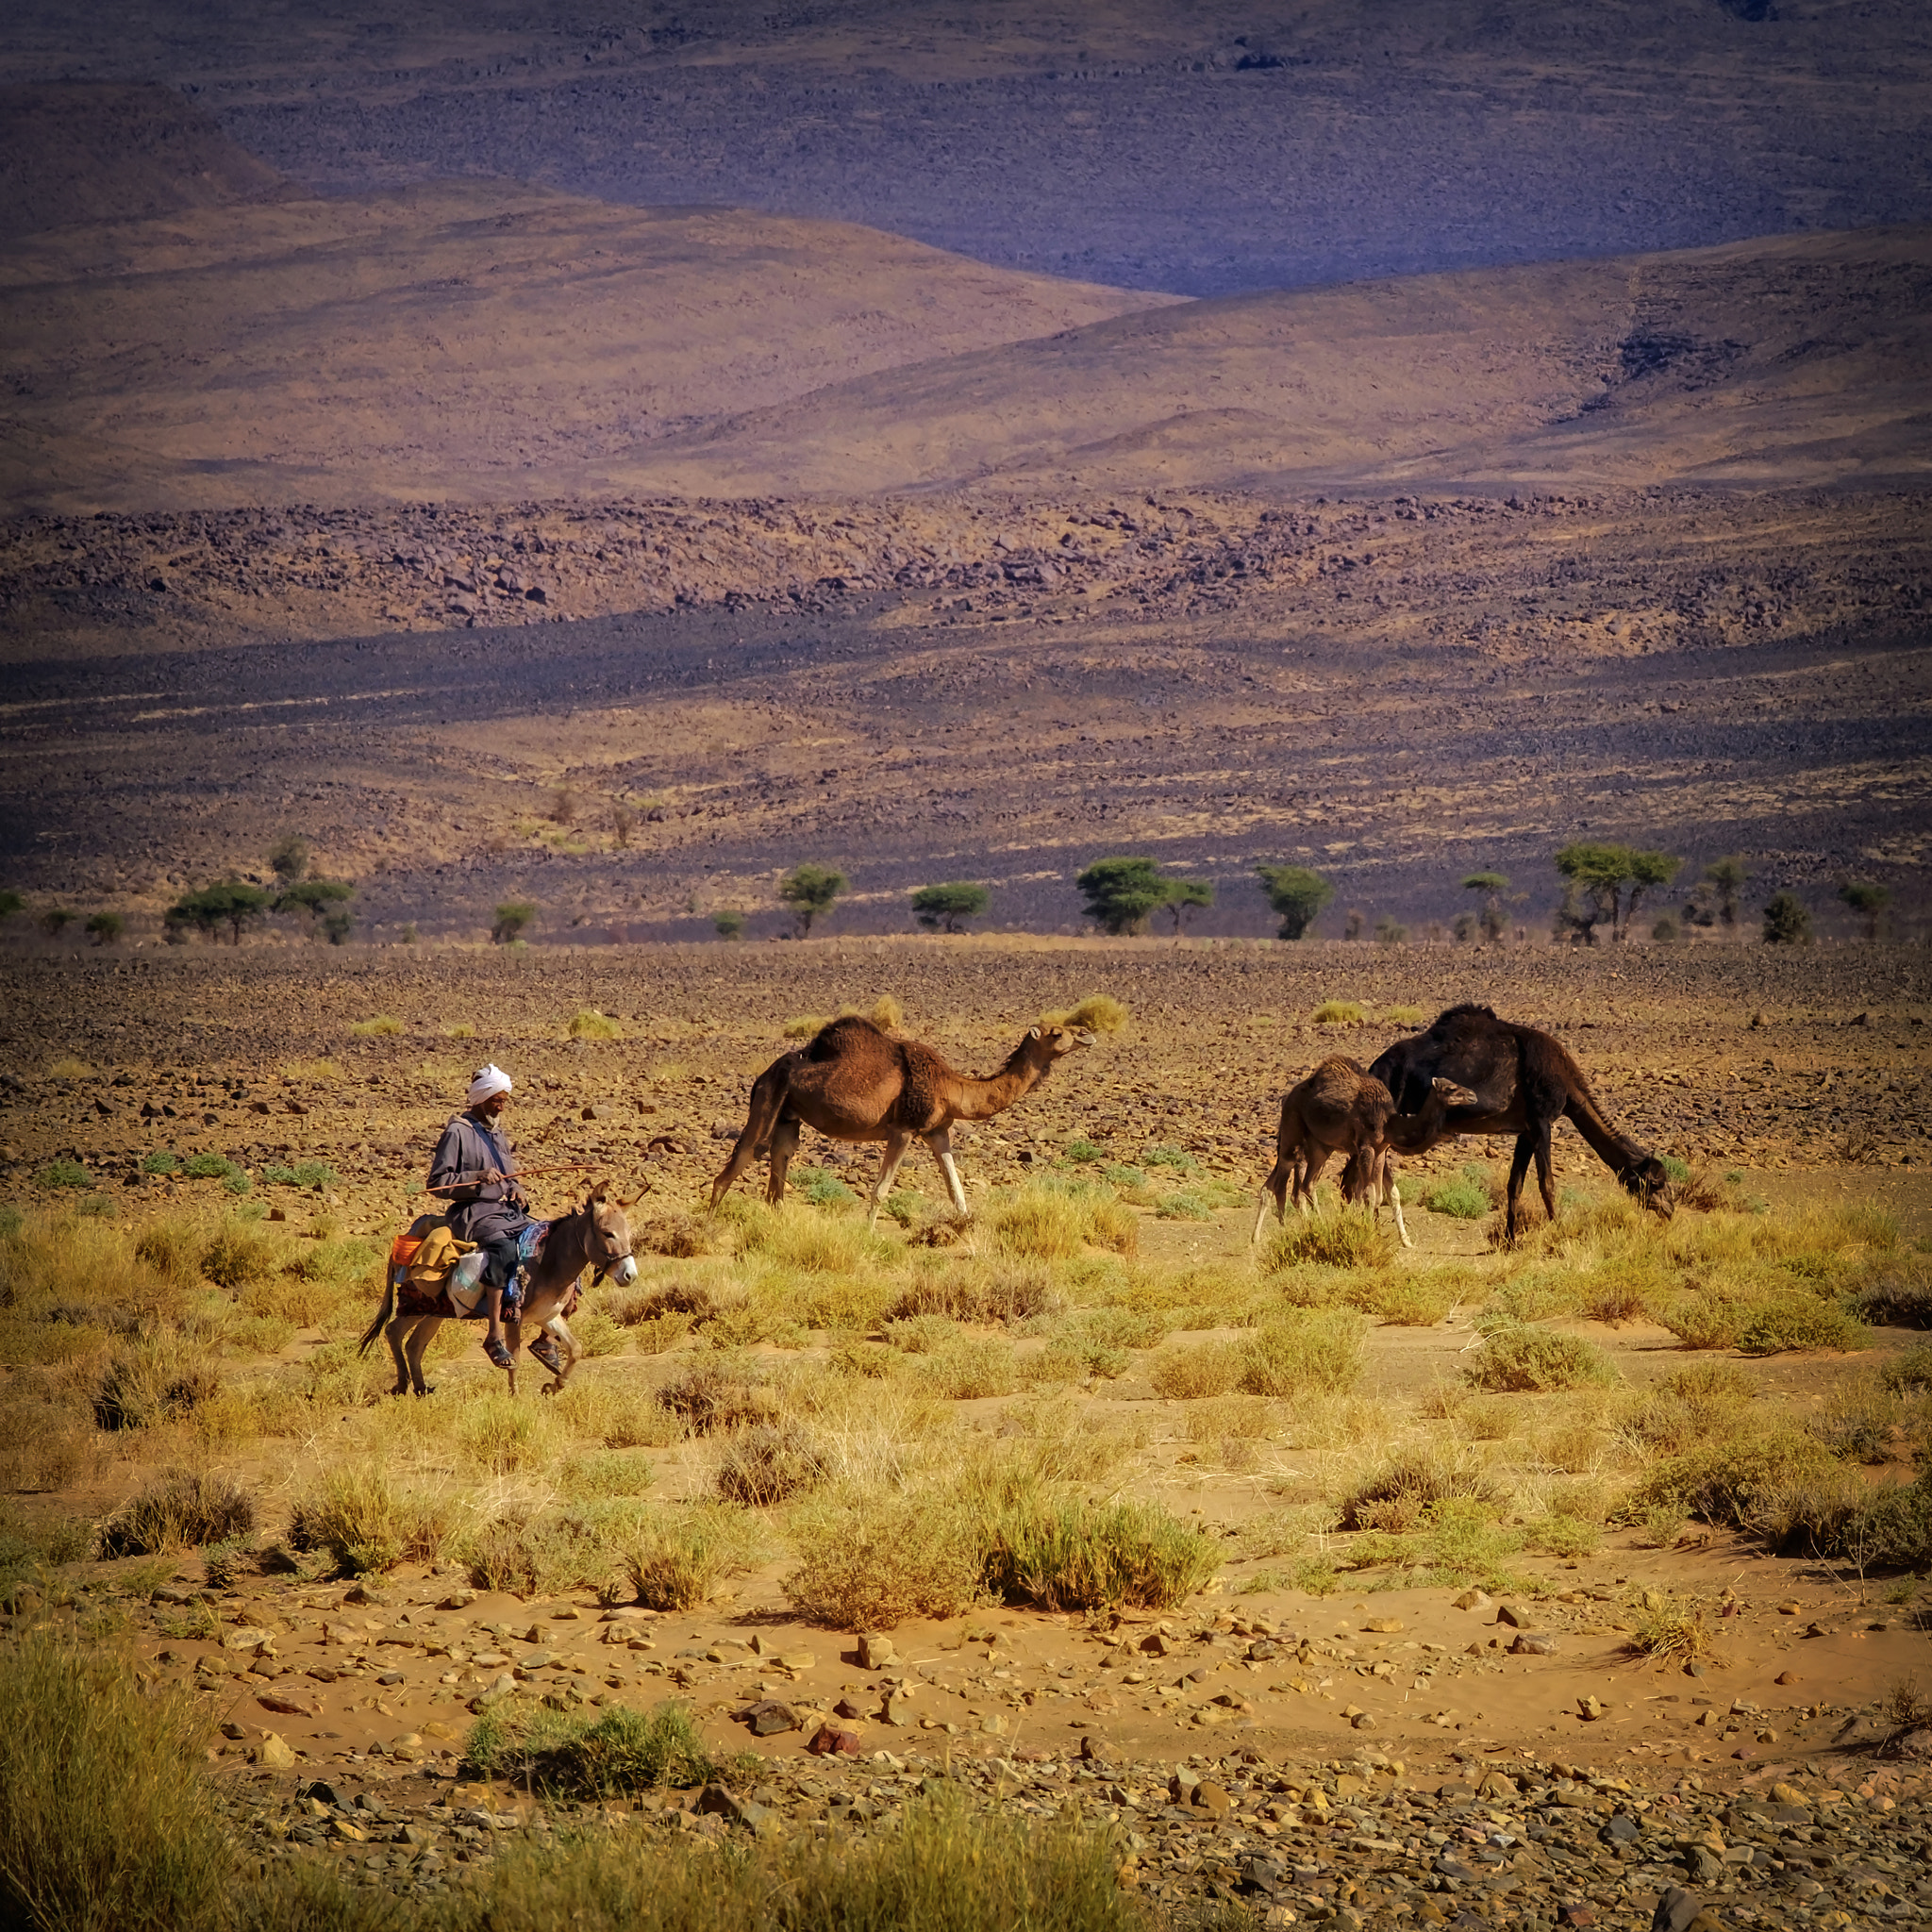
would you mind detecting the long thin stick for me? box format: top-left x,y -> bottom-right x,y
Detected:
423,1160 -> 608,1196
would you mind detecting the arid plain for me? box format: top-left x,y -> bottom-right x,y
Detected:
3,11 -> 1932,1930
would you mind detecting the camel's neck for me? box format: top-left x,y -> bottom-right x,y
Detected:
1564,1088 -> 1648,1177
950,1046 -> 1050,1121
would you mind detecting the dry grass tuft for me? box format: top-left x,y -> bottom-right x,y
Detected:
782,1492 -> 983,1629
1261,1208 -> 1394,1272
1624,1596 -> 1718,1664
656,1361 -> 778,1435
1464,1325 -> 1620,1392
567,1008 -> 624,1041
98,1470 -> 256,1557
348,1014 -> 404,1038
93,1340 -> 223,1431
287,1464 -> 455,1575
715,1424 -> 828,1505
990,1184 -> 1136,1260
1040,993 -> 1128,1035
1149,1341 -> 1245,1401
638,1214 -> 732,1259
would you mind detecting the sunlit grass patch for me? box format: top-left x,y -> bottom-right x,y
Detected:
980,1491 -> 1218,1612
348,1014 -> 404,1038
464,1698 -> 716,1797
989,1180 -> 1137,1259
1463,1324 -> 1620,1392
287,1463 -> 456,1574
97,1470 -> 256,1557
1260,1207 -> 1394,1272
1311,1000 -> 1365,1025
567,1007 -> 623,1040
1424,1165 -> 1494,1219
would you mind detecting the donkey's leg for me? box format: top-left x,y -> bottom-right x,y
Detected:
384,1314 -> 412,1396
405,1317 -> 441,1396
864,1129 -> 914,1229
538,1318 -> 579,1395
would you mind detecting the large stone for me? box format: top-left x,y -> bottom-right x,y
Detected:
1510,1634 -> 1558,1656
255,1732 -> 296,1770
807,1724 -> 862,1757
694,1784 -> 777,1834
1495,1604 -> 1534,1629
858,1633 -> 897,1670
1652,1890 -> 1706,1932
732,1700 -> 801,1738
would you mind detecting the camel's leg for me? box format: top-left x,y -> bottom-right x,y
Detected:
1532,1126 -> 1558,1224
864,1129 -> 915,1229
1251,1160 -> 1292,1243
766,1114 -> 801,1207
1385,1160 -> 1413,1249
1505,1134 -> 1537,1243
924,1127 -> 971,1219
710,1063 -> 792,1211
1295,1149 -> 1334,1217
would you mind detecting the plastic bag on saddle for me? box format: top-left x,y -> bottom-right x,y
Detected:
389,1212 -> 481,1313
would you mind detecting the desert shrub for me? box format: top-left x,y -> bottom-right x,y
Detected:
990,1183 -> 1137,1260
1852,1266 -> 1932,1327
1368,1273 -> 1464,1325
783,1492 -> 983,1628
1311,1000 -> 1365,1025
131,1220 -> 202,1288
922,1335 -> 1019,1400
716,1424 -> 827,1505
180,1153 -> 240,1182
1579,1278 -> 1650,1325
98,1471 -> 255,1557
458,1392 -> 563,1475
1152,1190 -> 1214,1221
1626,1428 -> 1840,1529
464,1699 -> 715,1798
199,1220 -> 279,1290
1737,1297 -> 1871,1356
794,1166 -> 858,1208
1752,1471 -> 1932,1568
1625,1597 -> 1716,1664
738,1209 -> 878,1274
0,1394 -> 88,1493
1464,1325 -> 1620,1392
1063,1139 -> 1107,1164
887,1262 -> 1059,1325
37,1159 -> 91,1191
0,1631 -> 229,1932
1148,1341 -> 1244,1400
656,1360 -> 777,1435
464,1507 -> 641,1598
287,1464 -> 454,1574
93,1341 -> 223,1430
622,1522 -> 726,1611
1882,1341 -> 1932,1393
1260,1208 -> 1393,1271
1239,1309 -> 1367,1395
1039,993 -> 1129,1035
1143,1143 -> 1196,1172
348,1014 -> 403,1038
980,1492 -> 1218,1612
1808,1380 -> 1903,1463
1527,1514 -> 1602,1558
567,1008 -> 623,1041
559,1451 -> 657,1501
1340,1446 -> 1503,1530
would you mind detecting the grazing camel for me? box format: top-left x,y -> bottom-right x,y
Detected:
358,1187 -> 638,1397
1368,1004 -> 1674,1241
1250,1057 -> 1477,1247
710,1015 -> 1093,1224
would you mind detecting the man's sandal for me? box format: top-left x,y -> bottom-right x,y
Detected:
527,1334 -> 563,1374
483,1336 -> 513,1369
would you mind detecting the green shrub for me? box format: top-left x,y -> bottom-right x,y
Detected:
465,1699 -> 715,1797
1153,1190 -> 1214,1221
287,1465 -> 454,1574
1142,1144 -> 1196,1172
38,1160 -> 90,1191
981,1493 -> 1219,1612
1424,1166 -> 1493,1219
98,1470 -> 256,1557
1239,1309 -> 1367,1395
142,1150 -> 179,1176
1736,1297 -> 1870,1356
1260,1208 -> 1394,1271
1627,1428 -> 1840,1528
567,1008 -> 623,1041
1464,1325 -> 1620,1392
180,1153 -> 238,1181
1881,1341 -> 1932,1392
260,1159 -> 335,1190
795,1166 -> 858,1208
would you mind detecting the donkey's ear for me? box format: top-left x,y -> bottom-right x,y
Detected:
587,1178 -> 608,1206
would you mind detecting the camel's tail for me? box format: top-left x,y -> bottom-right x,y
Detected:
708,1060 -> 793,1210
357,1274 -> 397,1357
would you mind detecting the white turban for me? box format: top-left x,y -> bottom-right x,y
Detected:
467,1064 -> 512,1108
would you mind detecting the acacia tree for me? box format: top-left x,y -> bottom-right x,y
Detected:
1554,842 -> 1679,942
85,912 -> 124,946
911,881 -> 991,934
1702,857 -> 1749,928
779,863 -> 846,938
268,834 -> 311,884
1461,871 -> 1510,943
167,882 -> 273,945
1763,891 -> 1811,945
1161,877 -> 1214,936
1076,858 -> 1170,936
1624,850 -> 1682,934
491,900 -> 537,943
1255,863 -> 1333,941
275,877 -> 354,939
1839,880 -> 1890,941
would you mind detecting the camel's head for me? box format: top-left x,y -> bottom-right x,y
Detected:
1428,1077 -> 1481,1111
581,1182 -> 640,1286
1027,1023 -> 1095,1065
1623,1154 -> 1676,1220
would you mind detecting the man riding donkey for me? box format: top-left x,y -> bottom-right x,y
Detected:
427,1064 -> 559,1374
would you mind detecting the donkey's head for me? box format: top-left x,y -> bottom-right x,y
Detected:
576,1182 -> 639,1286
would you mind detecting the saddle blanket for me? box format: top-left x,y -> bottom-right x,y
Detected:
390,1215 -> 550,1321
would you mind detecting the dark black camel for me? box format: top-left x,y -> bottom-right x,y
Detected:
1368,1005 -> 1674,1241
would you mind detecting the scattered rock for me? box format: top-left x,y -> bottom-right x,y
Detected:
254,1732 -> 296,1770
731,1700 -> 801,1738
1495,1604 -> 1534,1629
857,1634 -> 897,1670
1510,1634 -> 1557,1656
806,1724 -> 862,1757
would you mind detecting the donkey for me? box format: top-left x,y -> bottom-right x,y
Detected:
358,1185 -> 638,1397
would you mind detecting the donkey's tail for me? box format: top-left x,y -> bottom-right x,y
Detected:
358,1274 -> 398,1357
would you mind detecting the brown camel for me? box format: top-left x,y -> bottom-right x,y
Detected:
709,1015 -> 1094,1224
1251,1056 -> 1476,1248
1369,1004 -> 1675,1241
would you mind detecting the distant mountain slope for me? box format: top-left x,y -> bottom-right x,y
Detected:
0,175 -> 1180,515
608,227 -> 1932,496
0,83 -> 284,240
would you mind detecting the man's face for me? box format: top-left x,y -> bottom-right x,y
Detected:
481,1092 -> 510,1120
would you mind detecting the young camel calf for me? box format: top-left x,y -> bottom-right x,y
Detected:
1251,1056 -> 1476,1248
